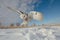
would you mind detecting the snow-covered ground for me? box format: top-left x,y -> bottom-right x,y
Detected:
0,26 -> 60,40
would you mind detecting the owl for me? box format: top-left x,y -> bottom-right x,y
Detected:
7,6 -> 43,26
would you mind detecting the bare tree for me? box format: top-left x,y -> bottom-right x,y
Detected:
10,23 -> 14,26
0,22 -> 2,26
32,23 -> 36,26
16,23 -> 20,26
42,24 -> 44,26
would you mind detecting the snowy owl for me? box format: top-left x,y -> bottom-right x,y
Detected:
7,6 -> 43,26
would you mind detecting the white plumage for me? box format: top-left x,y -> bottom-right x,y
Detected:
29,11 -> 43,21
7,6 -> 43,26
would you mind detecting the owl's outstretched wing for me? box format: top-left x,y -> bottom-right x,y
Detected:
7,6 -> 28,20
29,11 -> 43,21
7,6 -> 24,15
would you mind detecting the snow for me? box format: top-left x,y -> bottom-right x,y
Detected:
0,26 -> 60,40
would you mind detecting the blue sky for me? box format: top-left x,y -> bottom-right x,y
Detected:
31,0 -> 60,25
0,0 -> 60,26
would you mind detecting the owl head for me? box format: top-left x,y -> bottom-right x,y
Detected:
30,11 -> 43,21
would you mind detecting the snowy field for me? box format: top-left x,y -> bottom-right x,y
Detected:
0,26 -> 60,40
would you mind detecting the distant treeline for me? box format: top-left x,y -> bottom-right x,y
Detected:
0,22 -> 60,29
